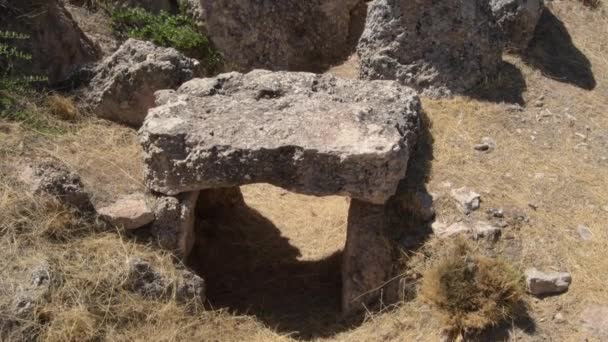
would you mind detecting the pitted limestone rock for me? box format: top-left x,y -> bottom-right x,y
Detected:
201,0 -> 362,72
357,0 -> 502,97
84,39 -> 199,127
140,70 -> 421,204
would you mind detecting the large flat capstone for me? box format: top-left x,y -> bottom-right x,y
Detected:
140,70 -> 420,204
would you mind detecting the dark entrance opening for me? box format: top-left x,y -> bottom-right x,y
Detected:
188,184 -> 356,340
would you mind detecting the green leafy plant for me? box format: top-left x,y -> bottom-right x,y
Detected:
0,30 -> 54,132
110,7 -> 221,73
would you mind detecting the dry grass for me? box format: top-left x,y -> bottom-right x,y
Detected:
1,0 -> 607,341
420,239 -> 525,339
46,95 -> 80,122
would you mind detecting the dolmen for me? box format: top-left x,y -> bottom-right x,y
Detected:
139,70 -> 421,315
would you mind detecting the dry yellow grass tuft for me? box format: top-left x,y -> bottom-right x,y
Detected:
45,95 -> 80,122
420,239 -> 525,339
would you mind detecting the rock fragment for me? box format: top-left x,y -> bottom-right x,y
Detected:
451,187 -> 481,214
20,160 -> 92,210
525,268 -> 572,296
97,193 -> 154,230
576,225 -> 593,241
84,39 -> 199,127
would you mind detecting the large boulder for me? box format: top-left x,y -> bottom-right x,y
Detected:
357,0 -> 503,97
140,70 -> 421,204
201,0 -> 362,72
0,0 -> 99,85
490,0 -> 544,51
83,39 -> 199,127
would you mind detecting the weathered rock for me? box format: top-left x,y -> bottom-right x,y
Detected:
581,304 -> 608,339
490,0 -> 544,51
97,193 -> 154,230
175,269 -> 205,305
125,258 -> 171,298
451,187 -> 481,214
19,160 -> 92,210
576,225 -> 593,241
342,199 -> 393,314
525,268 -> 572,296
84,39 -> 199,127
435,221 -> 501,241
202,0 -> 362,72
140,70 -> 420,204
0,0 -> 99,85
151,192 -> 199,257
125,258 -> 205,304
357,0 -> 502,97
474,137 -> 497,152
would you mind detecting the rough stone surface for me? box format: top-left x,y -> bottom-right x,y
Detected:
451,187 -> 481,214
125,258 -> 205,304
0,0 -> 99,85
97,193 -> 154,230
490,0 -> 544,51
435,221 -> 501,241
202,0 -> 362,72
357,0 -> 502,97
576,225 -> 593,241
175,269 -> 206,304
110,0 -> 176,13
84,39 -> 199,127
151,192 -> 199,257
525,268 -> 572,296
19,160 -> 92,209
125,258 -> 171,298
140,70 -> 421,204
581,304 -> 608,339
342,199 -> 393,315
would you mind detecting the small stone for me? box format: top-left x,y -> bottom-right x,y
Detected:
474,143 -> 490,151
581,304 -> 608,339
450,187 -> 481,214
525,268 -> 572,296
487,208 -> 504,218
97,193 -> 154,230
553,312 -> 566,323
576,225 -> 593,241
438,222 -> 471,238
472,221 -> 502,241
19,160 -> 92,210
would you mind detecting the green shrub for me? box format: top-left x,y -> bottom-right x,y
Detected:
0,31 -> 55,132
110,7 -> 221,73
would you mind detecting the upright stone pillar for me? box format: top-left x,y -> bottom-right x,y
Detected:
342,199 -> 394,315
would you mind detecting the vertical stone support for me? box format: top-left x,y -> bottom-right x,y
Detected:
342,199 -> 393,315
151,191 -> 200,258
